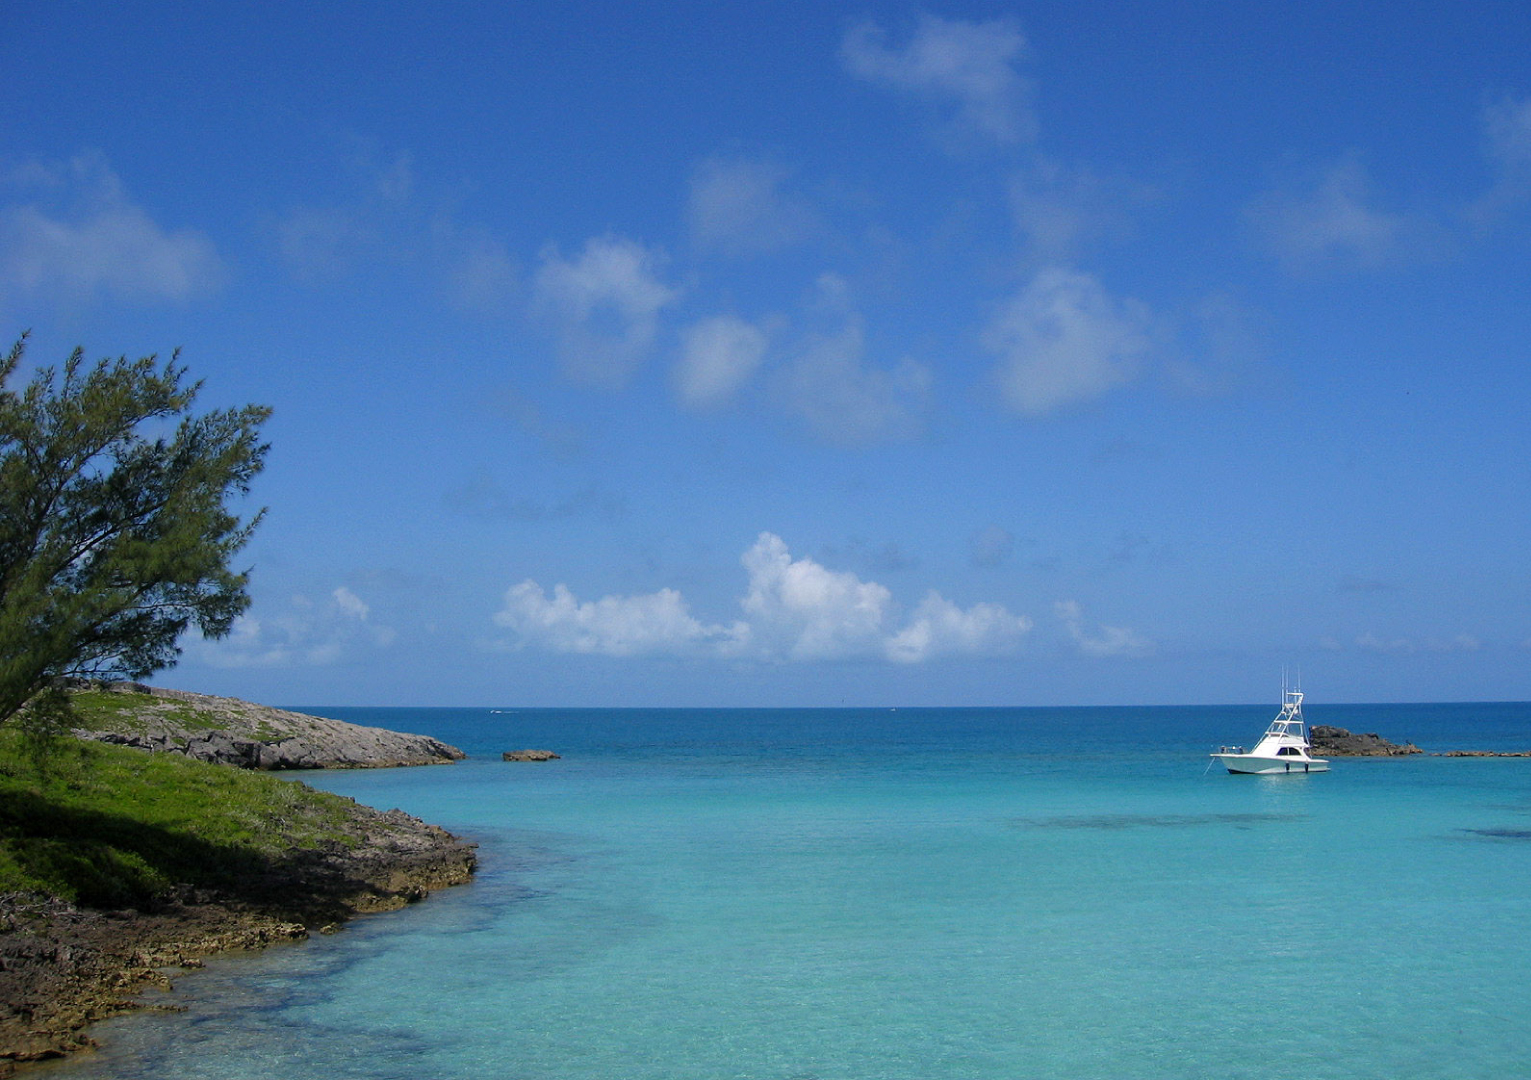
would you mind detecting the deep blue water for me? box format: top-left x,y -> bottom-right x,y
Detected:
40,703 -> 1531,1080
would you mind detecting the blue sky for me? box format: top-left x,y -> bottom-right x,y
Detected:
4,1 -> 1529,707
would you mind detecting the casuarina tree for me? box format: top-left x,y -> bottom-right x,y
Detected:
0,335 -> 270,729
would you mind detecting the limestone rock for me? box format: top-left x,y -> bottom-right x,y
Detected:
68,682 -> 466,770
502,749 -> 560,761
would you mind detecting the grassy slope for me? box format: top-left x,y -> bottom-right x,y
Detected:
0,731 -> 361,909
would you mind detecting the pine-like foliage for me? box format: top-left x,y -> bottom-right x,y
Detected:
0,336 -> 270,726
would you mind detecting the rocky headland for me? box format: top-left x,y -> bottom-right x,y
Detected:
67,682 -> 466,769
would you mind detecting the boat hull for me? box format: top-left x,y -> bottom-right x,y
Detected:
1213,753 -> 1329,775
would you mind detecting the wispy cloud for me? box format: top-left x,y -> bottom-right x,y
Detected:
969,524 -> 1016,568
1352,631 -> 1481,655
688,156 -> 818,256
674,314 -> 771,409
842,13 -> 1035,146
0,153 -> 223,302
1054,600 -> 1152,658
1246,156 -> 1439,273
983,267 -> 1154,415
496,533 -> 1030,664
1007,158 -> 1148,264
194,587 -> 394,668
534,235 -> 680,389
775,275 -> 931,444
1469,94 -> 1531,230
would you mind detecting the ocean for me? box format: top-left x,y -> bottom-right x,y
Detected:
40,703 -> 1531,1079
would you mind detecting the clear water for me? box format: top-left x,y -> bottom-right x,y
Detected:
40,704 -> 1531,1079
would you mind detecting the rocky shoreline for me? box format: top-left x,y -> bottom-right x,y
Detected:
67,682 -> 466,770
0,688 -> 478,1075
0,795 -> 476,1075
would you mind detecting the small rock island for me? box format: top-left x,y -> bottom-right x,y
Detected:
1309,725 -> 1422,757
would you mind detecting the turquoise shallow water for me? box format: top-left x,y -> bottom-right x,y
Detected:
40,704 -> 1531,1079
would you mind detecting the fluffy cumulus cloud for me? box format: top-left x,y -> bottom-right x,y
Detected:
674,314 -> 771,409
739,533 -> 896,660
194,587 -> 394,668
533,235 -> 679,388
0,153 -> 223,302
983,267 -> 1153,415
1054,600 -> 1152,658
689,157 -> 817,256
843,13 -> 1035,145
497,533 -> 1031,665
885,592 -> 1032,664
494,582 -> 750,658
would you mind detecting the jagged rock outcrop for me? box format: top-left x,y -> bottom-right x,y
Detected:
1309,725 -> 1422,757
502,749 -> 560,761
68,683 -> 465,770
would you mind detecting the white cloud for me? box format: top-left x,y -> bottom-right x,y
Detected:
739,532 -> 895,660
674,315 -> 770,409
843,14 -> 1035,145
1054,600 -> 1152,658
534,235 -> 679,389
496,533 -> 1030,665
1247,157 -> 1433,272
983,267 -> 1153,415
885,591 -> 1031,663
779,287 -> 931,444
0,153 -> 223,302
494,581 -> 750,658
689,157 -> 816,256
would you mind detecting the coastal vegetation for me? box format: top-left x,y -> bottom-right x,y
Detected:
0,729 -> 362,908
0,344 -> 476,1071
0,335 -> 270,734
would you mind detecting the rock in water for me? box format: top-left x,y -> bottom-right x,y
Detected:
1308,725 -> 1422,757
502,749 -> 560,761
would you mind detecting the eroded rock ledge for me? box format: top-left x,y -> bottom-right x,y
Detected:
68,682 -> 465,770
0,799 -> 476,1075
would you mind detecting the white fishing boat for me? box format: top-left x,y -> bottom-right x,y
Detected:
1211,684 -> 1329,774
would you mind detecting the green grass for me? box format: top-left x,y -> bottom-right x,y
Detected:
66,689 -> 230,735
0,731 -> 360,909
